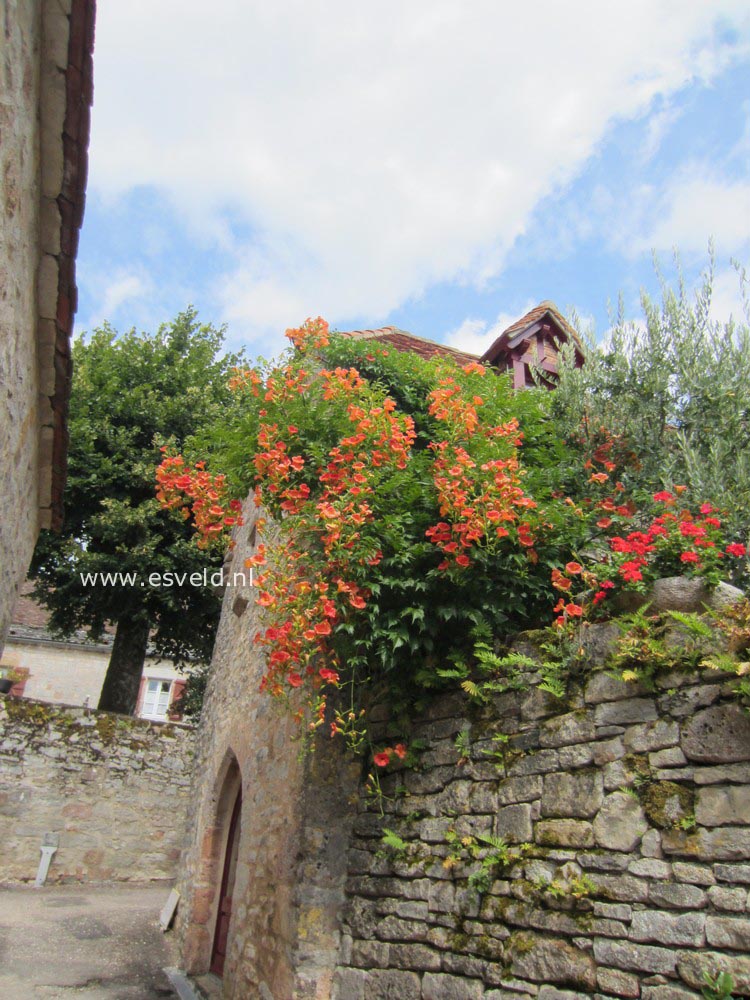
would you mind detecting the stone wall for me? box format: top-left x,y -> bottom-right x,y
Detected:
0,0 -> 43,644
175,504 -> 750,999
0,697 -> 194,883
0,0 -> 95,647
175,510 -> 361,999
332,638 -> 750,999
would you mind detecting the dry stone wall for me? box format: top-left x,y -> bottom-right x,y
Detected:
0,697 -> 194,883
332,631 -> 750,999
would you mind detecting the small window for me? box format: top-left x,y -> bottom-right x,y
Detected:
141,679 -> 173,721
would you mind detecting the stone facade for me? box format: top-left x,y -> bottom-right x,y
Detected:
176,536 -> 750,999
0,696 -> 193,883
0,0 -> 94,648
175,511 -> 361,998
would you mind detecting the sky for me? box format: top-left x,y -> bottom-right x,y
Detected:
77,1 -> 750,359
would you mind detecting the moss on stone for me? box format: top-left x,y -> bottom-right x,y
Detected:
641,780 -> 695,829
4,698 -> 55,726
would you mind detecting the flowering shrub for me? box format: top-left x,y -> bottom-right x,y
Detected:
156,317 -> 747,767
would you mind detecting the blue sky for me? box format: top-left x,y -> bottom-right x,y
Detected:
77,2 -> 750,359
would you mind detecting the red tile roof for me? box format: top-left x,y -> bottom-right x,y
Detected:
341,326 -> 480,367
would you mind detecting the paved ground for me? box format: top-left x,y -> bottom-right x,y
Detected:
0,883 -> 179,999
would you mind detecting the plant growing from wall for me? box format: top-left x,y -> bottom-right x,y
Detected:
157,316 -> 747,765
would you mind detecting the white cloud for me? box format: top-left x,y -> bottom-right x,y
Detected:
710,265 -> 749,325
446,303 -> 537,356
633,169 -> 750,256
82,272 -> 150,331
86,1 -> 750,341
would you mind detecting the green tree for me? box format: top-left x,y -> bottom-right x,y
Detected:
31,309 -> 242,715
550,257 -> 750,547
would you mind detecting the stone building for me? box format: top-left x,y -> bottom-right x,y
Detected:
1,587 -> 188,720
0,0 -> 95,646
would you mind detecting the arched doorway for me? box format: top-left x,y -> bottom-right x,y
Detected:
210,782 -> 242,977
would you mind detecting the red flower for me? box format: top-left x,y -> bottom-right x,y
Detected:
653,491 -> 675,503
287,672 -> 303,688
314,620 -> 332,636
680,551 -> 699,564
319,667 -> 340,684
455,554 -> 471,568
373,751 -> 391,768
700,503 -> 715,514
393,743 -> 407,760
726,542 -> 747,558
565,603 -> 583,617
565,561 -> 583,575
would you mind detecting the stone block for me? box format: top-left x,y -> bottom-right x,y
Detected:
597,967 -> 640,998
557,743 -> 595,769
507,749 -> 561,776
585,669 -> 646,705
538,990 -> 587,1000
630,909 -> 706,947
332,967 -> 367,1000
520,686 -> 564,721
657,684 -> 720,719
510,935 -> 597,990
648,882 -> 706,910
696,785 -> 750,827
388,943 -> 441,971
593,792 -> 648,852
677,951 -> 750,993
497,775 -> 543,806
707,885 -> 747,912
624,720 -> 680,753
363,969 -> 421,1000
539,712 -> 596,749
593,902 -> 632,922
641,988 -> 701,1000
541,771 -> 603,819
628,858 -> 671,879
640,829 -> 663,859
594,737 -> 625,766
497,803 -> 533,843
435,780 -> 473,814
649,747 -> 687,768
595,699 -> 657,727
692,762 -> 750,785
350,940 -> 390,969
706,915 -> 750,950
469,782 -> 498,814
578,853 -> 630,873
422,972 -> 484,999
714,863 -> 750,883
427,881 -> 455,913
672,862 -> 715,885
681,705 -> 750,764
592,938 -> 677,975
535,819 -> 594,848
590,875 -> 649,903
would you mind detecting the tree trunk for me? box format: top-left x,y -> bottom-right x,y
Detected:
97,616 -> 150,714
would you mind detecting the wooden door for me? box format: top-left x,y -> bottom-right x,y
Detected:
210,789 -> 242,976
